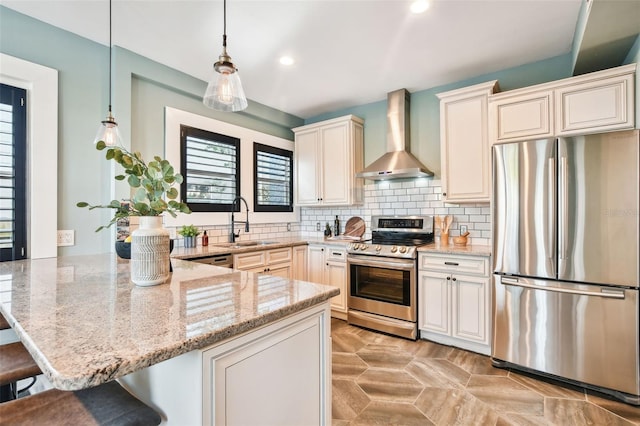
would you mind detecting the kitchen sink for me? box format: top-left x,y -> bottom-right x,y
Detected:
214,241 -> 280,249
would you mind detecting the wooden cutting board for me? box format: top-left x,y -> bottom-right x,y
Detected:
343,217 -> 366,238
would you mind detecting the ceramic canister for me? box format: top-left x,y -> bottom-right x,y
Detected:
130,216 -> 171,286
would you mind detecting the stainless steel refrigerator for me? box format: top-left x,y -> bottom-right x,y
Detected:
492,129 -> 640,405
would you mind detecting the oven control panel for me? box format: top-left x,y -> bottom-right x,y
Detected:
347,243 -> 417,259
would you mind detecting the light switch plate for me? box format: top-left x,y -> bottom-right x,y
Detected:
57,230 -> 75,246
460,225 -> 468,235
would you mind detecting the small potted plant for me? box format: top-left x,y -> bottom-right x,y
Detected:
178,224 -> 200,248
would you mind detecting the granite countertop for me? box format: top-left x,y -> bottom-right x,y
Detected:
418,242 -> 492,257
0,254 -> 339,391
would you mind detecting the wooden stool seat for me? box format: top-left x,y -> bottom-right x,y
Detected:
0,342 -> 41,386
0,381 -> 162,425
0,313 -> 9,330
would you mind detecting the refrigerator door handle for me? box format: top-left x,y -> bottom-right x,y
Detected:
501,277 -> 625,299
558,156 -> 569,264
547,158 -> 556,266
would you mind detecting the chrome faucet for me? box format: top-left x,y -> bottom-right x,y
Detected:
230,196 -> 250,243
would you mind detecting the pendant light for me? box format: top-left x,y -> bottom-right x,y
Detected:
203,0 -> 248,112
94,0 -> 122,146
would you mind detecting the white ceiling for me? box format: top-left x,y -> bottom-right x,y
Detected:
2,0 -> 584,119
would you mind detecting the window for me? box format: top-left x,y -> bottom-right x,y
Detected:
253,143 -> 293,212
180,125 -> 240,212
0,84 -> 27,261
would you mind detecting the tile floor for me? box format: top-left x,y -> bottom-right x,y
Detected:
331,319 -> 640,425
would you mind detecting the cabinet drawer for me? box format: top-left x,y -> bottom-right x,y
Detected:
325,247 -> 346,262
419,253 -> 488,276
234,252 -> 266,270
267,248 -> 292,264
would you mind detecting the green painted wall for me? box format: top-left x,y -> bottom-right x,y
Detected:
305,54 -> 573,177
623,34 -> 640,128
0,5 -> 302,255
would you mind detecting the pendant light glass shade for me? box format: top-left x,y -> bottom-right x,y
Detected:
94,108 -> 122,147
95,0 -> 121,146
203,0 -> 248,112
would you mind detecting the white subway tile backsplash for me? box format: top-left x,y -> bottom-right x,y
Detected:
299,179 -> 491,245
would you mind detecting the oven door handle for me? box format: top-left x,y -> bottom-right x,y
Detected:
347,255 -> 415,270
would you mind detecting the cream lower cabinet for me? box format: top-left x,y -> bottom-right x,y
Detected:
120,303 -> 332,426
490,64 -> 635,143
308,244 -> 347,319
292,245 -> 308,280
418,252 -> 491,355
233,247 -> 292,279
437,80 -> 498,203
293,115 -> 364,206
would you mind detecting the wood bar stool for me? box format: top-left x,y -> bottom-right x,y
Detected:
0,313 -> 42,401
0,380 -> 162,425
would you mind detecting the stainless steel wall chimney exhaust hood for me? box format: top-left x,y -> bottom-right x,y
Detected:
356,89 -> 433,180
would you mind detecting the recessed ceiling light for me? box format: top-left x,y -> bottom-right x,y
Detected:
410,0 -> 430,14
279,56 -> 295,66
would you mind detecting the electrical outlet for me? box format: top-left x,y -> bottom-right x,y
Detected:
286,223 -> 291,232
57,230 -> 75,246
316,222 -> 321,231
460,225 -> 468,234
168,227 -> 177,239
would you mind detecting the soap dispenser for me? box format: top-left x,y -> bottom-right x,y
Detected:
334,215 -> 340,236
202,230 -> 209,246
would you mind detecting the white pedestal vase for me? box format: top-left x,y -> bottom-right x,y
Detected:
130,216 -> 170,286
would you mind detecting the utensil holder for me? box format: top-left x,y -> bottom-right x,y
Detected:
440,232 -> 449,246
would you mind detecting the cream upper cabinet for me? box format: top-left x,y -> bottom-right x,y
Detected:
555,71 -> 634,136
490,64 -> 635,143
490,90 -> 553,142
293,115 -> 364,206
437,80 -> 498,203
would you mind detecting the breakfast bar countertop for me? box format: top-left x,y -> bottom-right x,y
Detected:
0,254 -> 339,391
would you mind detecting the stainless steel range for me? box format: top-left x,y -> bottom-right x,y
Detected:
347,215 -> 433,340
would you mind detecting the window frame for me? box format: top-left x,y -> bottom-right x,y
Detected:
0,84 -> 27,261
180,125 -> 241,213
253,142 -> 293,213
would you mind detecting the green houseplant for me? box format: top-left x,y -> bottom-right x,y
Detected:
178,224 -> 200,248
77,141 -> 191,230
78,141 -> 191,286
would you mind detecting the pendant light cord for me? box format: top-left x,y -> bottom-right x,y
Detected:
108,0 -> 113,113
222,0 -> 227,48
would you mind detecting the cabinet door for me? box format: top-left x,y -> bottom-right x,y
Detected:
320,122 -> 350,205
439,82 -> 494,203
555,73 -> 634,136
203,310 -> 325,426
295,130 -> 320,205
491,90 -> 553,142
451,274 -> 489,345
292,246 -> 308,281
307,246 -> 325,284
418,270 -> 450,335
267,263 -> 291,280
326,261 -> 347,313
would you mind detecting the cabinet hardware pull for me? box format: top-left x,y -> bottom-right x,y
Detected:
444,262 -> 459,266
452,278 -> 457,281
446,276 -> 451,280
